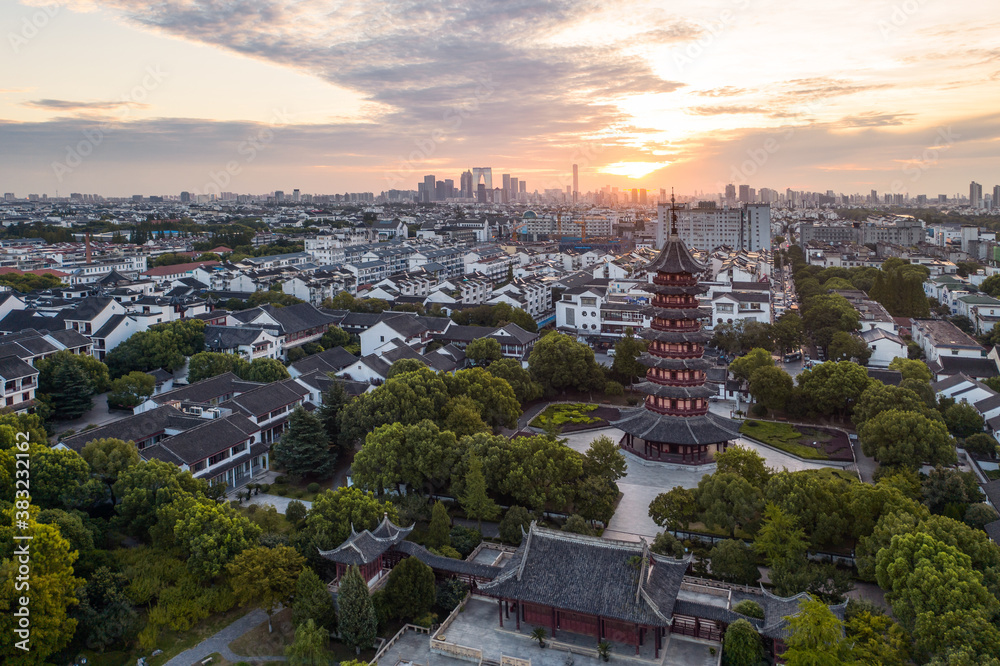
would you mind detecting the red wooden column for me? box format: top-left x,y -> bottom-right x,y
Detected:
516,603 -> 520,630
498,600 -> 503,627
551,607 -> 557,637
634,624 -> 640,655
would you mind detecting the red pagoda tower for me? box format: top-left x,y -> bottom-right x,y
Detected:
614,194 -> 739,463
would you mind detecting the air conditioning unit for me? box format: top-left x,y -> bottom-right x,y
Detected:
205,408 -> 222,419
184,405 -> 203,416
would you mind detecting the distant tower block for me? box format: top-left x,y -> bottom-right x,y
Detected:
472,167 -> 493,191
573,163 -> 579,204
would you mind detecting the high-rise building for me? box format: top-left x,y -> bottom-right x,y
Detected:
503,173 -> 511,201
725,184 -> 736,206
993,186 -> 1000,209
477,183 -> 487,203
444,179 -> 455,199
870,189 -> 877,205
572,164 -> 579,204
274,190 -> 284,202
519,181 -> 526,195
472,167 -> 493,190
657,202 -> 770,252
738,184 -> 750,203
423,175 -> 436,202
180,191 -> 191,203
639,189 -> 647,205
970,181 -> 983,208
460,170 -> 473,199
938,194 -> 948,203
510,177 -> 519,202
292,188 -> 301,202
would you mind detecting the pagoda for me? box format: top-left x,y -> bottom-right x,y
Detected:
613,193 -> 740,463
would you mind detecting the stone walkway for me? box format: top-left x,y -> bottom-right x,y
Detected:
163,608 -> 286,666
242,493 -> 314,514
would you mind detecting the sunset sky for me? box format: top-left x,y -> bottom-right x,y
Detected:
2,0 -> 999,198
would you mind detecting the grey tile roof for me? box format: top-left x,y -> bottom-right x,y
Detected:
152,372 -> 260,406
221,379 -> 308,417
318,515 -> 414,565
60,405 -> 202,452
0,355 -> 38,380
156,414 -> 259,464
46,328 -> 92,349
93,314 -> 129,339
289,346 -> 357,375
480,525 -> 688,626
396,540 -> 501,579
613,408 -> 741,446
205,325 -> 270,348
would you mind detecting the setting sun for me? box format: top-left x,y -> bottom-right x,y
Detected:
599,161 -> 671,179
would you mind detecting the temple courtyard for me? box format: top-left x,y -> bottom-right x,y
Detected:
377,597 -> 718,666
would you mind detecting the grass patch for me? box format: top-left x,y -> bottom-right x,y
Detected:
985,469 -> 1000,480
530,403 -> 600,428
739,420 -> 829,460
229,607 -> 375,662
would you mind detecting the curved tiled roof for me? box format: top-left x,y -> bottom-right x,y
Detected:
317,515 -> 414,566
645,232 -> 707,276
613,408 -> 740,446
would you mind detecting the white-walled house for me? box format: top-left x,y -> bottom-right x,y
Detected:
859,328 -> 907,368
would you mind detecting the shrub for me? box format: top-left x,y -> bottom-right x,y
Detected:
749,403 -> 768,417
413,612 -> 437,628
307,482 -> 321,494
625,395 -> 641,406
430,545 -> 463,559
499,506 -> 532,545
562,514 -> 595,536
273,485 -> 288,496
744,420 -> 759,427
285,500 -> 307,524
259,483 -> 270,493
245,504 -> 259,515
274,475 -> 289,484
732,599 -> 765,619
449,526 -> 482,558
604,381 -> 624,396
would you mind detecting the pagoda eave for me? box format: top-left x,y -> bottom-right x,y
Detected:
612,408 -> 740,447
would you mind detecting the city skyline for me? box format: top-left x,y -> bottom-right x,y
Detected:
2,0 -> 999,197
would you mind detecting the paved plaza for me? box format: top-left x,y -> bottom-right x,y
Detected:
560,425 -> 844,542
377,597 -> 717,666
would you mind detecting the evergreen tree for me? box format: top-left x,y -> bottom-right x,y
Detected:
337,565 -> 378,651
723,619 -> 764,666
272,406 -> 336,479
382,556 -> 436,621
459,455 -> 500,530
47,356 -> 96,419
292,567 -> 337,635
427,501 -> 451,549
318,380 -> 351,455
285,619 -> 330,666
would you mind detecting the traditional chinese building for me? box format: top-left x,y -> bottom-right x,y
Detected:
614,195 -> 741,463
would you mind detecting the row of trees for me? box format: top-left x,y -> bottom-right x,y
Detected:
105,319 -> 206,378
187,352 -> 290,384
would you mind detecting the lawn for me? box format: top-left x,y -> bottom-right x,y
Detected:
530,403 -> 601,428
739,420 -> 829,460
229,607 -> 376,662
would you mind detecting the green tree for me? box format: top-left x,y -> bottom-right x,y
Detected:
648,486 -> 697,531
317,380 -> 352,456
801,293 -> 860,352
796,361 -> 871,418
722,619 -> 764,666
491,435 -> 584,511
729,347 -> 774,382
943,401 -> 985,439
772,311 -> 805,354
650,531 -> 685,558
921,466 -> 982,516
780,599 -> 852,665
748,365 -> 793,411
36,508 -> 94,556
285,619 -> 330,666
0,412 -> 47,451
320,326 -> 351,349
528,332 -> 605,395
888,357 -> 932,383
486,358 -> 543,403
173,498 -> 262,580
1,444 -> 96,510
846,612 -> 909,666
459,455 -> 500,530
709,539 -> 760,586
339,366 -> 450,445
583,435 -> 627,482
112,459 -> 206,541
962,432 -> 998,456
0,508 -> 83,664
611,328 -> 648,383
386,358 -> 426,378
271,407 -> 336,479
498,505 -> 532,545
187,351 -> 247,382
859,409 -> 956,469
228,545 -> 305,632
695,472 -> 763,537
465,337 -> 502,366
352,420 -> 460,496
427,501 -> 451,549
765,469 -> 856,549
965,503 -> 999,530
714,446 -> 771,490
243,358 -> 291,382
296,487 -> 399,557
74,566 -> 140,652
107,371 -> 156,408
754,503 -> 809,570
852,381 -> 931,426
382,555 -> 436,621
80,437 -> 139,504
293,567 -> 338,635
38,352 -> 96,419
337,565 -> 378,651
981,274 -> 1000,298
828,331 -> 872,364
441,396 -> 489,438
442,367 -> 521,431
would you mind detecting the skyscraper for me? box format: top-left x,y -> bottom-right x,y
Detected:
460,170 -> 473,199
423,175 -> 436,202
572,164 -> 579,204
503,173 -> 511,201
292,188 -> 300,202
511,177 -> 519,202
970,181 -> 983,208
993,185 -> 1000,209
639,189 -> 647,205
472,167 -> 493,190
725,184 -> 736,206
738,184 -> 749,203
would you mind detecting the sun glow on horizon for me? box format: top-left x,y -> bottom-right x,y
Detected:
598,161 -> 670,179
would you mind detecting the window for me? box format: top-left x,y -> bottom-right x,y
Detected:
581,297 -> 597,307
